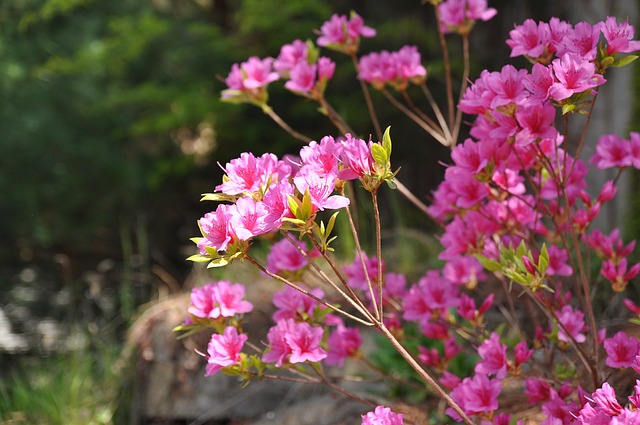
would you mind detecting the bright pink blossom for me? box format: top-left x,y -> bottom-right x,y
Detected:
592,382 -> 623,415
549,53 -> 606,100
272,285 -> 323,322
266,238 -> 311,274
198,204 -> 234,253
604,331 -> 640,368
203,327 -> 247,376
565,21 -> 602,60
339,134 -> 375,180
475,332 -> 508,378
545,245 -> 573,277
506,19 -> 552,59
230,196 -> 274,241
556,305 -> 587,343
602,16 -> 640,55
591,133 -> 633,169
524,378 -> 551,404
274,40 -> 308,76
361,406 -> 404,425
344,252 -> 384,291
317,12 -> 376,52
438,0 -> 497,34
285,320 -> 327,363
293,169 -> 350,212
447,373 -> 501,420
326,324 -> 362,366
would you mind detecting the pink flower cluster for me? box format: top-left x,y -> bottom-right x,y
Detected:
361,405 -> 404,425
438,0 -> 497,35
586,228 -> 640,292
274,39 -> 336,98
591,132 -> 640,170
187,280 -> 253,320
317,12 -> 376,54
195,133 -> 392,262
221,57 -> 279,105
507,16 -> 640,63
358,46 -> 427,90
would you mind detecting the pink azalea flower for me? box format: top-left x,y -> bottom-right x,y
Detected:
262,318 -> 295,367
358,50 -> 396,89
198,204 -> 234,253
394,45 -> 427,86
524,378 -> 551,404
506,19 -> 552,59
326,324 -> 362,366
565,21 -> 603,60
361,406 -> 404,425
214,280 -> 254,317
203,327 -> 247,376
293,168 -> 350,212
447,373 -> 501,420
556,305 -> 587,344
487,64 -> 529,108
604,331 -> 640,368
263,180 -> 295,227
266,238 -> 310,274
274,39 -> 308,76
241,56 -> 280,90
440,371 -> 462,389
545,245 -> 573,277
443,256 -> 486,287
299,136 -> 343,177
439,0 -> 496,34
229,196 -> 274,241
549,53 -> 606,100
284,320 -> 327,363
592,382 -> 623,415
384,272 -> 408,300
459,70 -> 496,115
523,63 -> 554,104
541,389 -> 579,424
272,285 -> 323,322
317,12 -> 376,52
630,132 -> 640,168
601,258 -> 640,292
475,332 -> 508,378
629,380 -> 640,408
344,251 -> 384,291
602,16 -> 640,55
514,341 -> 533,366
549,18 -> 573,56
515,102 -> 558,145
188,283 -> 219,319
590,133 -> 632,169
317,57 -> 336,82
216,152 -> 281,196
445,167 -> 488,208
339,133 -> 375,180
451,138 -> 490,175
285,61 -> 317,94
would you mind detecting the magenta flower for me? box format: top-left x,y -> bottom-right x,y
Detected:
198,204 -> 234,253
339,134 -> 375,180
443,256 -> 486,287
446,168 -> 488,208
203,327 -> 247,376
514,341 -> 533,366
216,152 -> 282,196
361,406 -> 404,425
262,319 -> 295,367
343,251 -> 384,291
545,245 -> 573,277
592,382 -> 623,416
523,63 -> 554,104
358,50 -> 396,89
630,132 -> 640,168
549,53 -> 606,100
272,285 -> 323,322
394,45 -> 427,87
213,280 -> 254,317
285,61 -> 317,94
326,324 -> 362,366
241,56 -> 280,90
604,331 -> 640,369
274,39 -> 308,76
602,16 -> 640,55
475,332 -> 508,378
447,373 -> 501,420
524,378 -> 551,404
439,0 -> 496,34
601,258 -> 640,292
229,196 -> 274,241
266,238 -> 310,275
263,180 -> 295,227
487,64 -> 529,108
556,305 -> 587,343
591,133 -> 632,169
565,21 -> 603,60
188,283 -> 218,319
299,136 -> 343,177
293,169 -> 350,212
506,19 -> 552,59
284,320 -> 327,363
515,102 -> 558,145
317,12 -> 376,53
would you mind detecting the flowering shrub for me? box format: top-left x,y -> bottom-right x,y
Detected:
175,1 -> 640,423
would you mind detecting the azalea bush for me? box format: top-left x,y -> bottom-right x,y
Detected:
175,0 -> 640,423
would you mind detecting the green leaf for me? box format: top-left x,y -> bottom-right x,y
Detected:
287,194 -> 300,218
538,243 -> 549,276
301,188 -> 313,220
186,253 -> 213,263
326,211 -> 339,236
382,126 -> 392,156
200,193 -> 234,202
371,143 -> 389,165
475,254 -> 502,272
562,103 -> 575,115
386,179 -> 397,190
207,257 -> 230,268
613,55 -> 639,67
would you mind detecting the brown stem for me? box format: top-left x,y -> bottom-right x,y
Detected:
433,3 -> 455,130
451,33 -> 470,147
371,190 -> 384,319
400,89 -> 445,137
377,323 -> 475,425
262,105 -> 313,143
245,255 -> 374,327
318,97 -> 355,135
382,89 -> 450,146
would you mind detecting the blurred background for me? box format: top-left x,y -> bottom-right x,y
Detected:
1,0 -> 638,424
